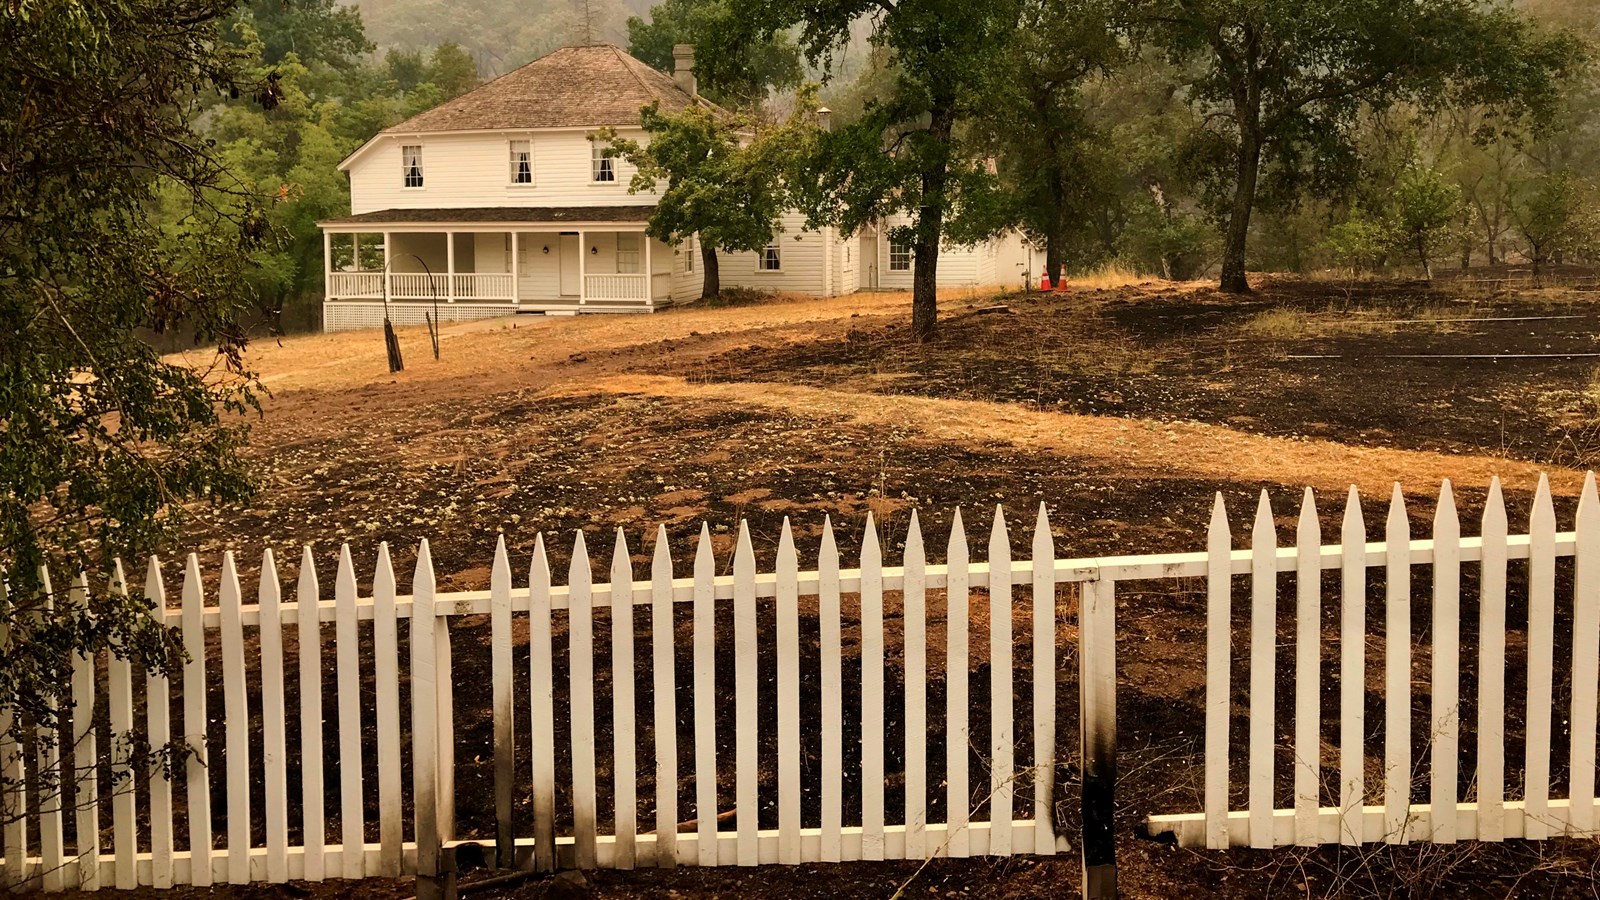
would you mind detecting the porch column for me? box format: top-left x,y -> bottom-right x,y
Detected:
578,229 -> 587,306
643,233 -> 653,306
382,231 -> 392,307
446,230 -> 456,303
353,233 -> 361,270
511,232 -> 520,305
323,230 -> 333,299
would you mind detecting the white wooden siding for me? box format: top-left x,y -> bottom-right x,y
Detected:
718,212 -> 830,295
348,130 -> 652,215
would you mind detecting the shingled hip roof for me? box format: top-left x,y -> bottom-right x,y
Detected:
382,44 -> 703,134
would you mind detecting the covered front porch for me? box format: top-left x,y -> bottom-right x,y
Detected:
319,207 -> 687,330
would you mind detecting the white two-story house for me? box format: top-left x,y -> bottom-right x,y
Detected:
319,43 -> 1030,332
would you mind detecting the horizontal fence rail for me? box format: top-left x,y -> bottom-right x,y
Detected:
1144,473 -> 1600,852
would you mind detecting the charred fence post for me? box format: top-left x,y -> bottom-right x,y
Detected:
1080,578 -> 1117,898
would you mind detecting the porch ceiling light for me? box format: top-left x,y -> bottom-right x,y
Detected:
590,245 -> 599,255
542,245 -> 550,254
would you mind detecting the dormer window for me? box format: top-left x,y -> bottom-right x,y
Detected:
509,140 -> 532,185
402,144 -> 424,188
592,141 -> 616,183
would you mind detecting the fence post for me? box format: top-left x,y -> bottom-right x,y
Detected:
1080,577 -> 1117,899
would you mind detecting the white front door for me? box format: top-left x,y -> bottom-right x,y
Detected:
559,234 -> 580,297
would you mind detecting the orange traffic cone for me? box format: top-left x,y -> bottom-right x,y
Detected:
1039,272 -> 1052,291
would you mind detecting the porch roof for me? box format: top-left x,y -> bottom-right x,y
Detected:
319,206 -> 655,228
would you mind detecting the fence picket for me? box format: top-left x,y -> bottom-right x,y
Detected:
691,525 -> 718,866
861,514 -> 886,861
818,518 -> 843,863
220,553 -> 251,883
1204,495 -> 1231,851
1338,488 -> 1366,845
569,531 -> 598,870
650,528 -> 678,868
988,507 -> 1014,856
946,509 -> 970,859
107,561 -> 137,889
1384,484 -> 1411,844
776,520 -> 802,864
1526,475 -> 1557,840
612,529 -> 638,869
410,541 -> 442,897
69,573 -> 99,891
257,551 -> 289,883
904,512 -> 928,859
1031,504 -> 1055,856
334,546 -> 364,879
33,566 -> 63,892
1431,481 -> 1461,844
1294,489 -> 1320,847
490,537 -> 514,869
1477,478 -> 1508,842
373,543 -> 402,875
528,536 -> 557,873
180,555 -> 210,886
1248,492 -> 1276,849
295,548 -> 325,881
146,558 -> 174,888
1570,472 -> 1600,837
0,570 -> 25,891
733,523 -> 759,866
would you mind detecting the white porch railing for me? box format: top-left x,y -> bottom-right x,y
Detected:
451,273 -> 514,301
328,272 -> 384,299
389,273 -> 450,300
584,274 -> 649,303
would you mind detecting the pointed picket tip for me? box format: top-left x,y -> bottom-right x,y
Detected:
491,534 -> 512,587
651,525 -> 672,574
376,541 -> 397,582
185,552 -> 203,582
951,506 -> 965,532
569,529 -> 591,584
1341,485 -> 1364,539
260,546 -> 278,586
1386,482 -> 1409,523
1483,475 -> 1507,524
736,520 -> 755,558
1297,487 -> 1318,536
297,545 -> 318,597
613,526 -> 631,563
905,510 -> 924,556
144,555 -> 165,605
991,503 -> 1007,534
414,538 -> 436,592
1251,490 -> 1275,542
1578,473 -> 1599,530
1435,477 -> 1458,519
1033,502 -> 1050,536
335,543 -> 356,588
1208,492 -> 1230,539
1532,472 -> 1556,530
528,532 -> 551,589
861,512 -> 881,562
110,557 -> 129,597
820,515 -> 837,553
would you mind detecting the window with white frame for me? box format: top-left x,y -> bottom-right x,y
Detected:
759,241 -> 781,271
616,233 -> 641,273
684,236 -> 694,272
503,234 -> 514,272
509,140 -> 532,184
591,141 -> 616,182
889,241 -> 911,271
402,144 -> 424,188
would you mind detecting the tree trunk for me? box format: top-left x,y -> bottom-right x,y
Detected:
911,103 -> 956,342
1045,238 -> 1064,287
700,244 -> 720,299
1219,129 -> 1262,293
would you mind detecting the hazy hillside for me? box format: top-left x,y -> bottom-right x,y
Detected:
343,0 -> 655,75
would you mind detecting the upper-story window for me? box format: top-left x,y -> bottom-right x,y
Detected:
759,242 -> 781,271
509,140 -> 532,185
889,241 -> 911,271
402,144 -> 424,188
616,233 -> 641,273
592,141 -> 616,183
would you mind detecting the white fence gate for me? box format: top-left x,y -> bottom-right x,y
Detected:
1,473 -> 1595,897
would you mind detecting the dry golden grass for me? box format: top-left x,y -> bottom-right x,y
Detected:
1059,261 -> 1172,290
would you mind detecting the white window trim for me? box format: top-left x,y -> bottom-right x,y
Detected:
888,241 -> 912,271
616,232 -> 641,274
757,243 -> 782,273
591,141 -> 617,184
509,139 -> 534,187
401,144 -> 425,190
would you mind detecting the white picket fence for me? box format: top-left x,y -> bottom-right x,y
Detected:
1,474 -> 1595,896
1144,473 -> 1600,848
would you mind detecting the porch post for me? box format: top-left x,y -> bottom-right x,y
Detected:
382,231 -> 392,307
323,230 -> 333,300
352,233 -> 360,270
578,229 -> 587,306
446,231 -> 456,303
643,231 -> 653,306
511,232 -> 520,305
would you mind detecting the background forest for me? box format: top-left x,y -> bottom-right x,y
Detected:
195,0 -> 1600,333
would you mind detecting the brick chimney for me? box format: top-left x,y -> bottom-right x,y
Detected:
673,44 -> 697,97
